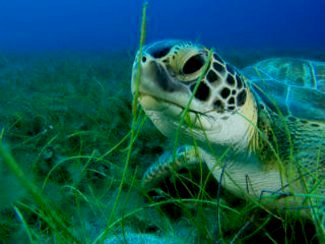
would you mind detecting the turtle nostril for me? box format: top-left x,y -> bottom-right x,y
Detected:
142,56 -> 147,63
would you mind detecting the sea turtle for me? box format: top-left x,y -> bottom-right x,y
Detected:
131,40 -> 324,235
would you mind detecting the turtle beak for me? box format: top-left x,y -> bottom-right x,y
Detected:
131,52 -> 180,97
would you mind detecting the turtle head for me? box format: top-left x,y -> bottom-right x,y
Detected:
131,40 -> 257,149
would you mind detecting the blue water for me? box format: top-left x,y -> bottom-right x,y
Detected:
0,0 -> 324,52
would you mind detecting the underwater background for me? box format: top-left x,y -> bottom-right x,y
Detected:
0,0 -> 324,52
0,0 -> 324,243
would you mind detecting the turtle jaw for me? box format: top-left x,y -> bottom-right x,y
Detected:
137,92 -> 255,150
136,92 -> 218,132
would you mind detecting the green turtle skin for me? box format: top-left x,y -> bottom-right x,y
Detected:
131,40 -> 325,236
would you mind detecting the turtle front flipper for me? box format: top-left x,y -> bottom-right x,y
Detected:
142,145 -> 204,190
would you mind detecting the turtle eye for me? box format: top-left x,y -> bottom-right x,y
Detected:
183,54 -> 205,74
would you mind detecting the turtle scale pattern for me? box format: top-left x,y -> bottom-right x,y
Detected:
244,58 -> 325,121
131,40 -> 325,238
